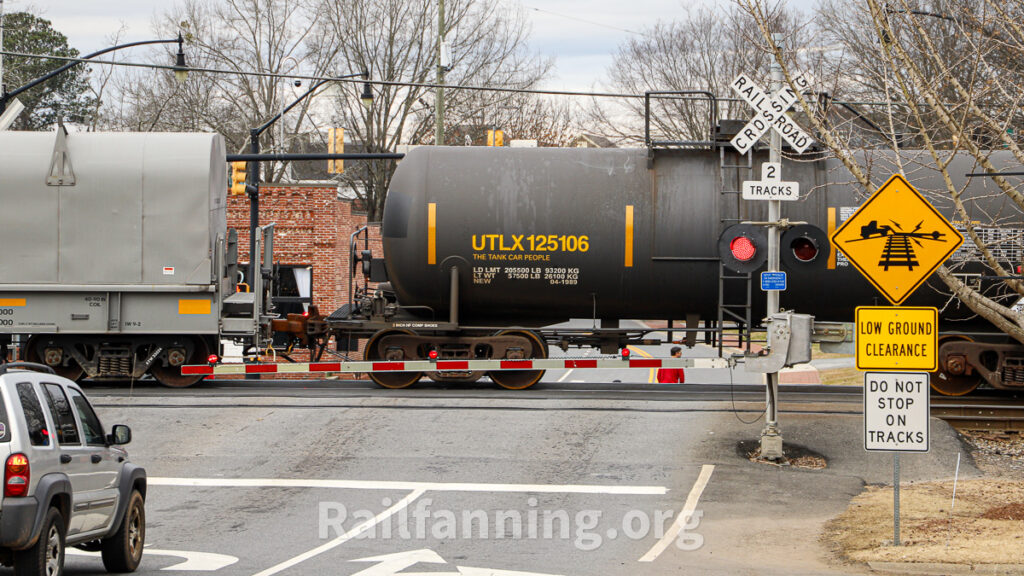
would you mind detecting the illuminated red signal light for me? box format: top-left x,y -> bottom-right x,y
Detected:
207,354 -> 220,364
730,236 -> 757,262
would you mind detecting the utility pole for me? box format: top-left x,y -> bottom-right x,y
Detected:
760,32 -> 785,460
434,0 -> 445,145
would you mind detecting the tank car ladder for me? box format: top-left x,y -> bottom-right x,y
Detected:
716,147 -> 754,355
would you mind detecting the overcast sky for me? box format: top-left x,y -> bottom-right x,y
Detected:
10,0 -> 818,92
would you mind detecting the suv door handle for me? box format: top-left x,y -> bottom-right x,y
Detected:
60,455 -> 72,464
91,454 -> 102,464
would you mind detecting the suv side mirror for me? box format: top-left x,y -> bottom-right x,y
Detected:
108,424 -> 132,445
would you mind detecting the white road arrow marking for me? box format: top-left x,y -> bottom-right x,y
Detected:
349,549 -> 447,575
348,549 -> 564,576
67,548 -> 238,571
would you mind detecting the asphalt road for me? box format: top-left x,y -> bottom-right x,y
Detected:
52,380 -> 976,576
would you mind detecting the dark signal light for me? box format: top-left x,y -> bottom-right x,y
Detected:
780,225 -> 830,270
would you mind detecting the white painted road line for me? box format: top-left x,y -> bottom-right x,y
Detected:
638,464 -> 715,562
150,477 -> 668,495
556,369 -> 574,382
251,488 -> 426,576
68,548 -> 238,571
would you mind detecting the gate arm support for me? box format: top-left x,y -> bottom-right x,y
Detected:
745,312 -> 813,373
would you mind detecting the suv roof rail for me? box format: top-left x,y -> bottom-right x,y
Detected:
0,362 -> 57,376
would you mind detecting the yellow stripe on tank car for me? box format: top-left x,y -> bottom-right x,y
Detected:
625,205 -> 634,268
827,207 -> 837,270
178,299 -> 211,315
428,203 -> 437,265
0,298 -> 26,307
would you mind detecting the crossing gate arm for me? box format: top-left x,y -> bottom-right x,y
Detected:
182,357 -> 728,376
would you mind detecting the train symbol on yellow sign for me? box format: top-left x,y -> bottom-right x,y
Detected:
831,174 -> 963,305
847,219 -> 947,271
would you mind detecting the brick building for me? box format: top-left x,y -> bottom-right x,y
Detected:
226,183 -> 381,331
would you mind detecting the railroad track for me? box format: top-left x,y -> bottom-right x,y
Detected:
931,393 -> 1024,431
81,379 -> 1024,430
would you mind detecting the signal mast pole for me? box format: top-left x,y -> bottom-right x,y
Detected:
760,33 -> 785,460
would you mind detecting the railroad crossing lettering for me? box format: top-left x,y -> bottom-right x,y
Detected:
831,174 -> 964,305
863,372 -> 930,452
856,306 -> 937,371
730,72 -> 815,154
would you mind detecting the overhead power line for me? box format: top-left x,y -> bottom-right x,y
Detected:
0,49 -> 647,99
523,5 -> 649,37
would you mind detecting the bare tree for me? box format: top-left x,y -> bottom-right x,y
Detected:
320,0 -> 551,219
737,0 -> 1024,344
587,4 -> 814,146
105,0 -> 344,182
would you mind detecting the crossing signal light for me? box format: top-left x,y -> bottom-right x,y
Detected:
230,161 -> 248,196
718,224 -> 767,273
780,225 -> 830,270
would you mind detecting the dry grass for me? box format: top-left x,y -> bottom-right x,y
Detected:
825,478 -> 1024,564
811,343 -> 855,360
819,366 -> 863,386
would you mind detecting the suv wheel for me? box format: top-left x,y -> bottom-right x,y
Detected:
100,490 -> 145,573
14,507 -> 65,576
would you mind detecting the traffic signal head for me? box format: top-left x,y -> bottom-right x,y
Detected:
718,224 -> 767,273
780,224 -> 830,270
230,161 -> 248,195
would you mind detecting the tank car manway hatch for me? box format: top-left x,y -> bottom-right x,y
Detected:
0,128 -> 276,386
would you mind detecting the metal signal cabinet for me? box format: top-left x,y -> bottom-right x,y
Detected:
0,130 -> 266,386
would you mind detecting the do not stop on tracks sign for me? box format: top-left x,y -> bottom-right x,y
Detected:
864,372 -> 930,452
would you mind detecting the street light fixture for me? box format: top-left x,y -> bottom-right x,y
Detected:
173,33 -> 189,84
0,34 -> 189,115
360,79 -> 373,109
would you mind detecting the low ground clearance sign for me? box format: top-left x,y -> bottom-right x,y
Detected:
864,372 -> 930,452
856,306 -> 937,371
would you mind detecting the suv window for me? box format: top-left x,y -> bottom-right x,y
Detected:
16,382 -> 50,446
67,387 -> 105,445
42,383 -> 80,446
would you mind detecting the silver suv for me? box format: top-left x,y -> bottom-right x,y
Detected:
0,362 -> 146,576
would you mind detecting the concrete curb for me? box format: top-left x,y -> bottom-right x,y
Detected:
868,561 -> 1024,575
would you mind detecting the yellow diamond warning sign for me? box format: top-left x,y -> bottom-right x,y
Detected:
831,174 -> 963,305
856,306 -> 937,371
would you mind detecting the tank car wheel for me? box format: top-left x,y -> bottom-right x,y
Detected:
151,337 -> 210,388
488,330 -> 547,390
25,337 -> 84,382
930,336 -> 982,396
365,330 -> 422,389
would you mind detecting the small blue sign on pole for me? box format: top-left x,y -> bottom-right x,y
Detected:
760,271 -> 787,291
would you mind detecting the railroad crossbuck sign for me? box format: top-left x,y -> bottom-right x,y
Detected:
864,372 -> 930,452
730,73 -> 815,154
831,174 -> 964,305
856,306 -> 938,371
743,162 -> 800,201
